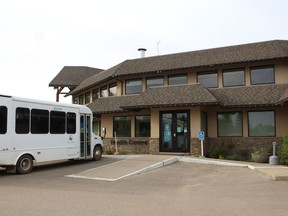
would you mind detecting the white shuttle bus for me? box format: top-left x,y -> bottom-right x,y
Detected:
0,95 -> 103,174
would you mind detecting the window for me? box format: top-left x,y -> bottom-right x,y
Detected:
113,116 -> 131,137
223,69 -> 245,87
79,95 -> 84,105
109,83 -> 117,96
50,111 -> 65,134
92,89 -> 99,101
217,112 -> 242,137
31,109 -> 49,134
197,72 -> 218,88
248,111 -> 275,136
147,77 -> 164,89
168,74 -> 187,85
73,97 -> 78,104
250,66 -> 275,85
0,106 -> 7,134
67,112 -> 76,134
135,116 -> 151,137
85,93 -> 90,104
126,79 -> 142,94
100,86 -> 108,97
16,107 -> 30,134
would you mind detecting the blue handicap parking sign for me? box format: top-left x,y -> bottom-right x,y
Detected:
198,131 -> 205,140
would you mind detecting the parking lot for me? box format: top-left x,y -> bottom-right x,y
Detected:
0,156 -> 287,216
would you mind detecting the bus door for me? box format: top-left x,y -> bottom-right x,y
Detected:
80,115 -> 91,158
0,99 -> 10,164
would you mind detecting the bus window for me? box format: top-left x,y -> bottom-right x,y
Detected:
31,109 -> 49,134
0,106 -> 7,134
50,111 -> 65,134
16,107 -> 30,134
67,112 -> 76,134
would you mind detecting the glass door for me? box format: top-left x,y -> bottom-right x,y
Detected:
160,111 -> 190,152
80,115 -> 91,158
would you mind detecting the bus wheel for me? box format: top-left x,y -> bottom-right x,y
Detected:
93,146 -> 102,161
16,155 -> 33,174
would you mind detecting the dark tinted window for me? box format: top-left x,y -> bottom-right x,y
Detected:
16,107 -> 30,134
113,116 -> 131,137
31,109 -> 49,134
50,111 -> 65,134
168,74 -> 187,85
0,106 -> 7,134
135,116 -> 151,137
147,77 -> 164,88
251,66 -> 275,85
126,79 -> 142,94
223,69 -> 245,87
197,72 -> 218,88
67,112 -> 76,134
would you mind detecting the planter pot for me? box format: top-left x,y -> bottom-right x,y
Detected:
251,153 -> 270,163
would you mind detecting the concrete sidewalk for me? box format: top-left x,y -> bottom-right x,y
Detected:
66,155 -> 288,181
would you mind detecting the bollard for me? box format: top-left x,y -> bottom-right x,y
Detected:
269,142 -> 279,165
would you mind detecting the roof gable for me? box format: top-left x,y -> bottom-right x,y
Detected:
49,66 -> 103,88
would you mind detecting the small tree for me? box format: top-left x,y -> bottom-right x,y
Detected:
279,136 -> 288,165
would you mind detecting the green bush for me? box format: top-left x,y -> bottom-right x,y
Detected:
279,136 -> 288,165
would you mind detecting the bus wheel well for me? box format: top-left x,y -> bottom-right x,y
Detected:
16,154 -> 34,174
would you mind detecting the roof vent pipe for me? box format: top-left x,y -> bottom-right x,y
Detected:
138,48 -> 147,58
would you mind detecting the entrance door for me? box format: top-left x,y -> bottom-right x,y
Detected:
80,115 -> 91,158
160,111 -> 190,152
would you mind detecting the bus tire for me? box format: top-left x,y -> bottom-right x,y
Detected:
93,146 -> 102,161
16,155 -> 33,174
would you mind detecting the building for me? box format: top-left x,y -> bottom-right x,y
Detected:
50,40 -> 288,157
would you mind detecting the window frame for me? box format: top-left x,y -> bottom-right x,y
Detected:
109,83 -> 117,96
248,110 -> 276,137
31,108 -> 49,134
146,76 -> 164,89
222,68 -> 245,87
0,106 -> 8,134
125,79 -> 142,95
250,65 -> 275,85
168,74 -> 188,86
113,116 -> 131,137
197,71 -> 218,88
217,111 -> 243,137
135,115 -> 151,137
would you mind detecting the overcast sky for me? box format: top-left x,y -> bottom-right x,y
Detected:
1,0 -> 288,103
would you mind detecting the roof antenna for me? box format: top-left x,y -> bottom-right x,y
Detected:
157,41 -> 160,55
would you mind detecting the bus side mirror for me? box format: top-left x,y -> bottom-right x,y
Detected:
101,127 -> 106,139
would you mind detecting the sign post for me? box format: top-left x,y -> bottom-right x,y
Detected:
198,131 -> 205,157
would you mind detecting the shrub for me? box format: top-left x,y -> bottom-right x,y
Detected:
279,136 -> 288,165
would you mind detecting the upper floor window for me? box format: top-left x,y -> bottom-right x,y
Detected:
168,74 -> 187,85
73,96 -> 78,104
92,89 -> 99,101
79,95 -> 84,105
109,83 -> 117,96
147,77 -> 164,89
126,79 -> 142,94
223,68 -> 245,87
100,86 -> 108,97
250,66 -> 275,85
85,92 -> 90,104
197,72 -> 218,88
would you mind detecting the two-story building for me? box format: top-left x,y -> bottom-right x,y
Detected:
50,40 -> 288,157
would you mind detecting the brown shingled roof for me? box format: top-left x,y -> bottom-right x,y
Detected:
49,66 -> 103,88
68,40 -> 288,95
210,84 -> 288,107
87,84 -> 288,114
121,84 -> 219,110
87,95 -> 139,114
